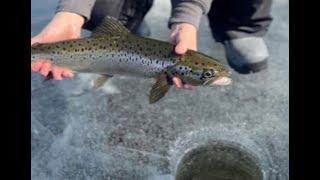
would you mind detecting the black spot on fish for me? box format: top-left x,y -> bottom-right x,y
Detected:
195,62 -> 199,65
62,47 -> 66,51
140,48 -> 143,51
179,67 -> 182,70
202,63 -> 205,66
81,48 -> 84,52
181,73 -> 184,75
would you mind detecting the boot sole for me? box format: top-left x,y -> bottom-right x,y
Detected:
227,58 -> 268,74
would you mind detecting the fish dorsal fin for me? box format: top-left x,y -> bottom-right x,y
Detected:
91,16 -> 130,37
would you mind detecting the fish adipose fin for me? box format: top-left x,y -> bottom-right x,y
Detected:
91,16 -> 130,37
92,74 -> 113,90
149,73 -> 171,104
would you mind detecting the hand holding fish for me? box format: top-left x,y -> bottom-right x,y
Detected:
31,12 -> 84,80
170,23 -> 198,90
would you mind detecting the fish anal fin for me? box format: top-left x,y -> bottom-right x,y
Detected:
92,74 -> 113,90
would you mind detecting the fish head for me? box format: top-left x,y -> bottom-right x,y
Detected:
172,50 -> 232,86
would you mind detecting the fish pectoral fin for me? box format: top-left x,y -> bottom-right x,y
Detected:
149,74 -> 170,104
92,75 -> 113,90
91,16 -> 130,37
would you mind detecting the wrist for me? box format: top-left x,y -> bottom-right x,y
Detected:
54,11 -> 85,29
35,11 -> 84,43
171,23 -> 197,33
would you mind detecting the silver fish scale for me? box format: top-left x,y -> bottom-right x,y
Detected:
70,48 -> 175,78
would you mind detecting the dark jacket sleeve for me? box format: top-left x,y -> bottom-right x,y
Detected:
56,0 -> 97,21
169,0 -> 213,29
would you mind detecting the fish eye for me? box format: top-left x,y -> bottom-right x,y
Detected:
203,70 -> 214,78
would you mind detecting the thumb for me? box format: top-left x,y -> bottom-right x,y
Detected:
175,41 -> 188,55
31,35 -> 41,45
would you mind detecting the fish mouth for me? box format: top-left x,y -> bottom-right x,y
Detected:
209,77 -> 232,86
208,69 -> 232,86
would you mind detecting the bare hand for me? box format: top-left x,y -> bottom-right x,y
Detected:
169,23 -> 198,90
31,12 -> 84,80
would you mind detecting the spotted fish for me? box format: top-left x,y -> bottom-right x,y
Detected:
31,16 -> 231,104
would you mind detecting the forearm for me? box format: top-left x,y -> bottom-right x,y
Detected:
169,0 -> 213,29
56,0 -> 97,22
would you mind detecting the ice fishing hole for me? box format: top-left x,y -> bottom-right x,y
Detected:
175,142 -> 264,180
